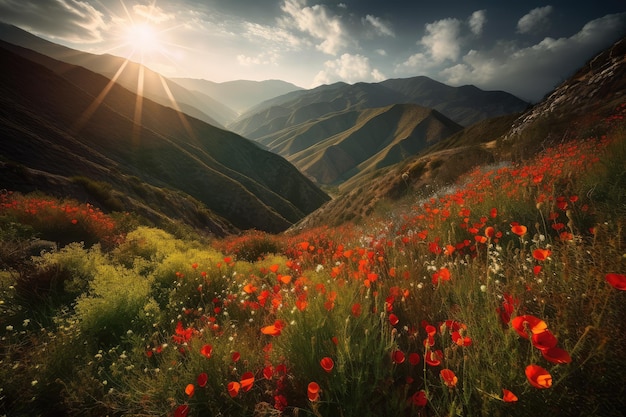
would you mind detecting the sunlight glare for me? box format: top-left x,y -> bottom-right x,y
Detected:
126,23 -> 160,53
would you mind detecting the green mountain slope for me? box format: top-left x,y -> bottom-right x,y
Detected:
295,35 -> 626,229
0,42 -> 329,234
276,103 -> 463,185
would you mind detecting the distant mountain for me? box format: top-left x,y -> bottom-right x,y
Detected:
260,103 -> 463,185
225,77 -> 523,187
379,76 -> 529,126
228,77 -> 528,140
171,78 -> 303,116
0,22 -> 236,128
294,35 -> 626,229
0,42 -> 329,234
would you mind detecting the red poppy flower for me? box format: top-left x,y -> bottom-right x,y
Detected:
410,390 -> 427,407
525,364 -> 552,389
351,303 -> 362,317
425,349 -> 443,367
197,372 -> 208,388
531,330 -> 558,350
392,350 -> 405,364
320,357 -> 334,372
240,371 -> 255,392
232,352 -> 241,362
532,248 -> 551,261
511,224 -> 527,236
474,235 -> 487,244
263,365 -> 273,380
409,352 -> 421,365
185,383 -> 195,397
605,273 -> 626,290
261,321 -> 283,336
452,331 -> 472,346
174,404 -> 190,417
541,346 -> 572,364
200,344 -> 213,358
389,313 -> 399,326
502,388 -> 518,402
440,368 -> 458,388
511,315 -> 548,339
432,267 -> 451,285
307,382 -> 320,401
227,381 -> 241,397
243,283 -> 257,294
278,274 -> 292,284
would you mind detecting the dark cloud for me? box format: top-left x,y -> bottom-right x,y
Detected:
0,0 -> 107,42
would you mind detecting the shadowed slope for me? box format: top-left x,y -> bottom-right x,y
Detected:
0,42 -> 329,234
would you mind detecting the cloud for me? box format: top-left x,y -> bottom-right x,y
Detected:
440,12 -> 626,101
517,6 -> 553,34
420,18 -> 462,63
280,0 -> 350,55
396,52 -> 438,74
237,51 -> 279,66
133,4 -> 174,24
313,53 -> 385,85
363,14 -> 395,37
468,10 -> 486,35
244,21 -> 305,50
0,0 -> 107,42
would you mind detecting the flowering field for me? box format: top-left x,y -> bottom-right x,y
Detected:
1,106 -> 625,416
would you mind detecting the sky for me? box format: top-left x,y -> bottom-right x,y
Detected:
1,0 -> 625,102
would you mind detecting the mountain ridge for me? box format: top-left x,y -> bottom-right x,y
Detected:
0,41 -> 329,235
293,35 -> 626,229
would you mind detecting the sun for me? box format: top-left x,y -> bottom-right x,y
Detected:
125,23 -> 161,53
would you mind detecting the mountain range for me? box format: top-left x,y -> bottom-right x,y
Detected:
2,21 -> 620,237
294,35 -> 626,229
0,40 -> 329,234
224,75 -> 528,186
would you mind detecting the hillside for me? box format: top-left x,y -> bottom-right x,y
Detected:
0,42 -> 329,234
295,35 -> 626,229
267,103 -> 463,185
0,22 -> 237,128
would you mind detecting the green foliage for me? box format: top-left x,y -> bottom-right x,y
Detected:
74,262 -> 156,347
70,176 -> 125,212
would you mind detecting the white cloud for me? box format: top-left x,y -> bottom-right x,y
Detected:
244,21 -> 305,50
468,10 -> 486,35
237,51 -> 279,66
517,6 -> 553,34
313,53 -> 385,85
420,18 -> 462,63
133,4 -> 174,24
363,14 -> 395,37
396,52 -> 437,74
0,0 -> 107,42
280,0 -> 350,55
440,12 -> 626,101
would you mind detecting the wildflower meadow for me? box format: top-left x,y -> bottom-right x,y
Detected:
1,105 -> 625,416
